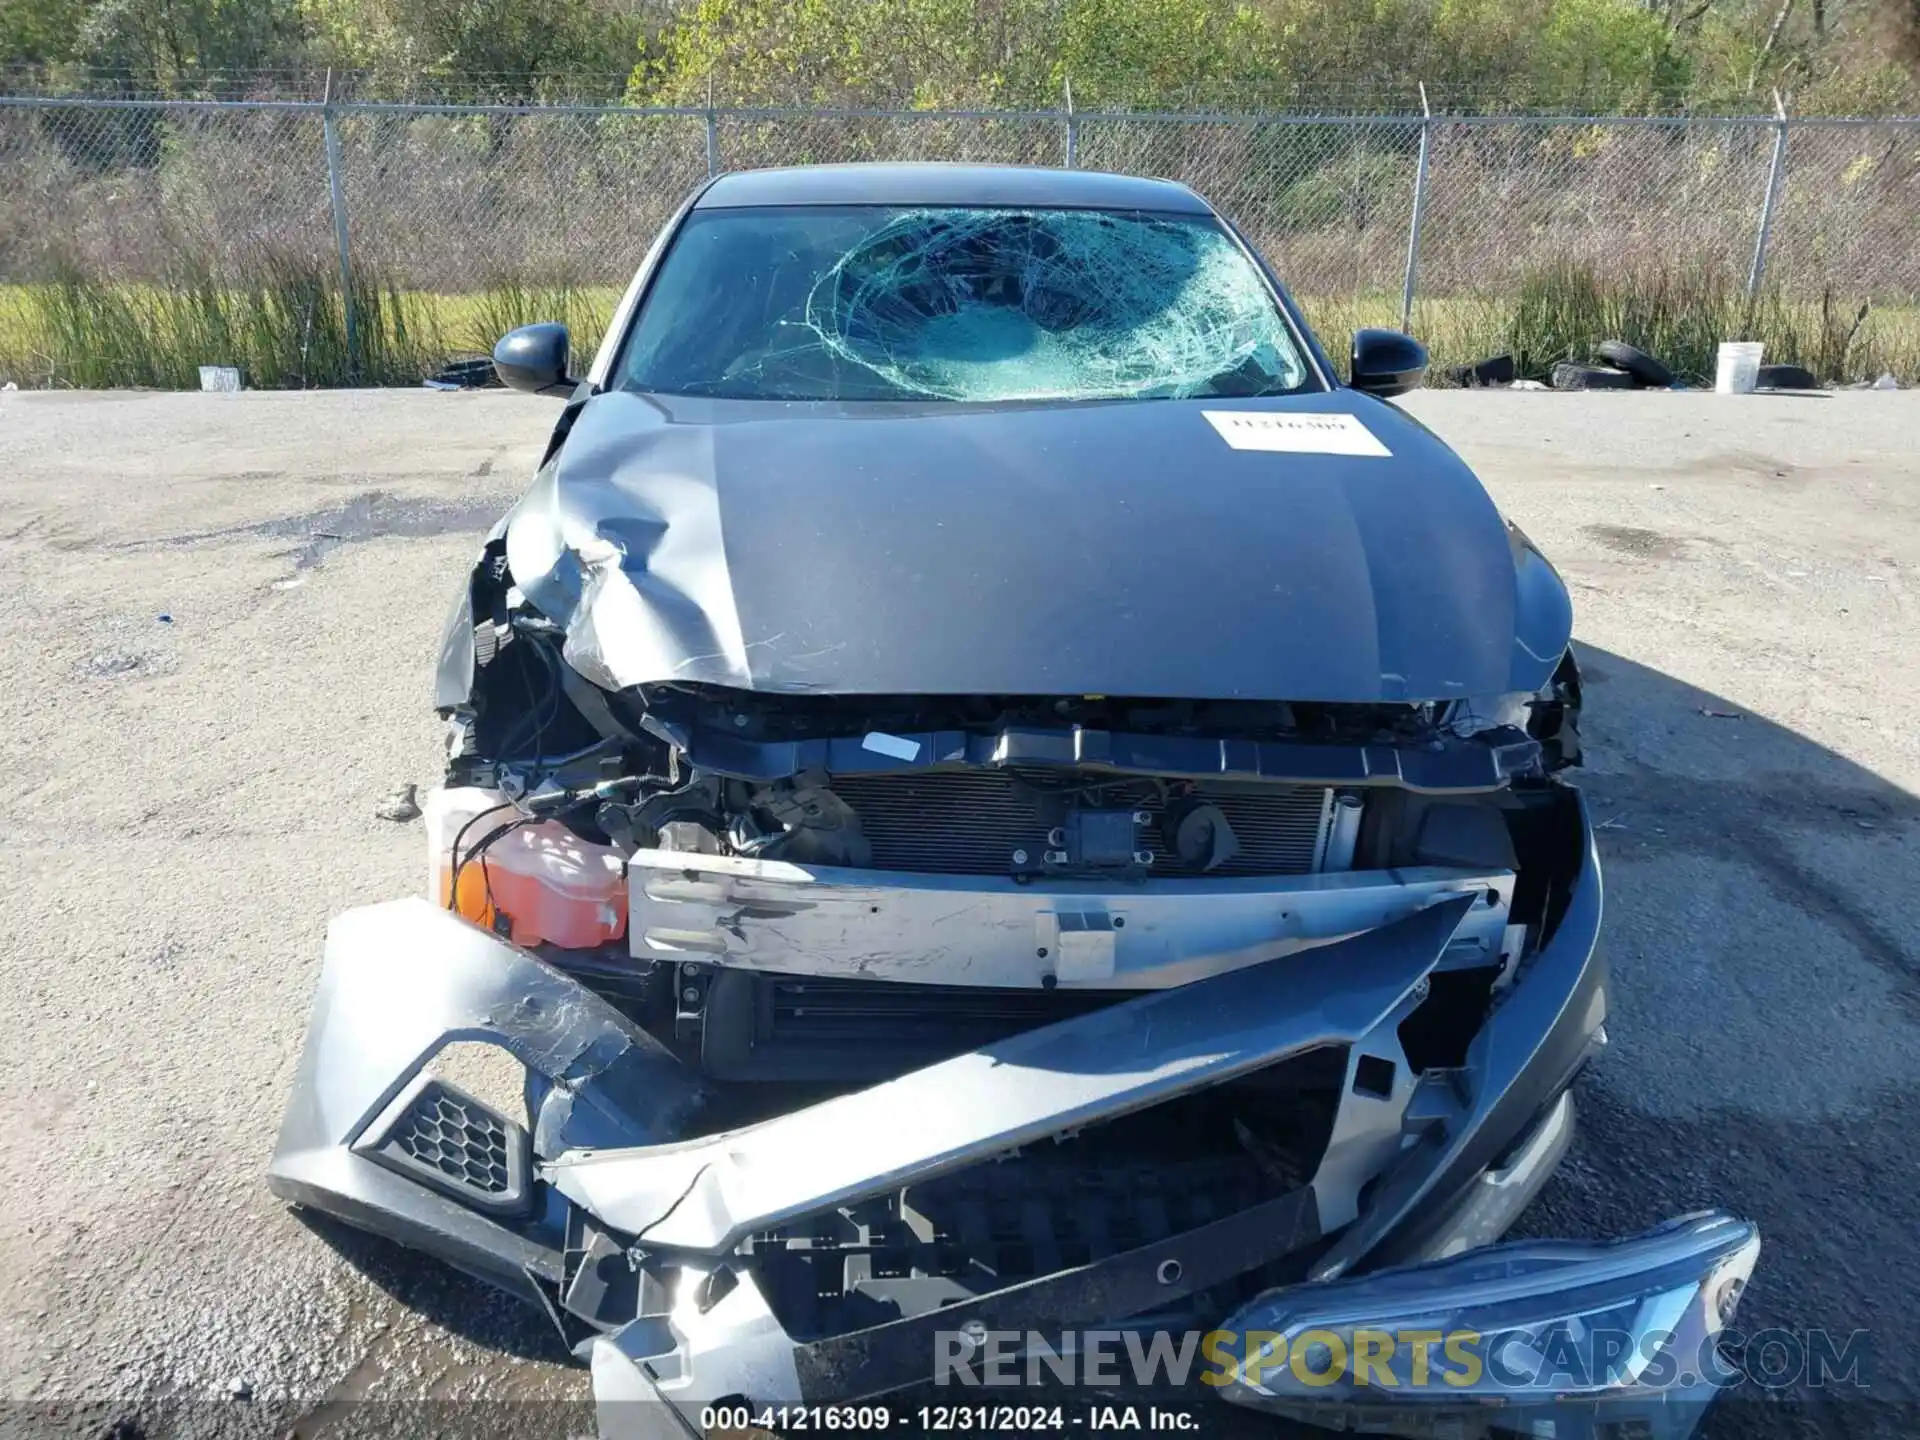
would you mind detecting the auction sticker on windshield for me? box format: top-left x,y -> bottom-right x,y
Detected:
1203,410 -> 1392,457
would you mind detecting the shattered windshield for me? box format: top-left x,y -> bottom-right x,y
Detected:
620,205 -> 1313,402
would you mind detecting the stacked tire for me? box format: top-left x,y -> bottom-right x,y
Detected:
1551,341 -> 1673,391
1756,363 -> 1819,390
1549,362 -> 1636,390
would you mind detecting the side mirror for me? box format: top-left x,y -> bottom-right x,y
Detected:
492,323 -> 577,395
1350,328 -> 1428,399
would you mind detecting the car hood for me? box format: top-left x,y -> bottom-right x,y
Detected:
504,390 -> 1571,704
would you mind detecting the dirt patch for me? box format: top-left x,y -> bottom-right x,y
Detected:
124,491 -> 505,575
1582,523 -> 1690,560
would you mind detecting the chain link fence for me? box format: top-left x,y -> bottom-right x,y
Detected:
2,94 -> 1916,382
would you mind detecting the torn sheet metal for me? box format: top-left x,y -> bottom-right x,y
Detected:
545,897 -> 1472,1253
627,847 -> 1514,987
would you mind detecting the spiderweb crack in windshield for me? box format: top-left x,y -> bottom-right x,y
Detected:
759,208 -> 1303,403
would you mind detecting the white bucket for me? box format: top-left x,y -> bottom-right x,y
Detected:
1714,342 -> 1764,395
198,365 -> 242,392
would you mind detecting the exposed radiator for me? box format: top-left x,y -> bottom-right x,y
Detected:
829,771 -> 1332,877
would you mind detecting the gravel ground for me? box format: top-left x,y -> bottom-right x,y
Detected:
0,388 -> 1915,1439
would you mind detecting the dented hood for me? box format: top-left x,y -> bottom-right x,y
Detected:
504,390 -> 1571,703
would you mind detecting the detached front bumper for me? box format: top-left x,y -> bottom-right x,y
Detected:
268,796 -> 1759,1440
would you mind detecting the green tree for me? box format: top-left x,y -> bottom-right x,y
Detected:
0,0 -> 90,66
74,0 -> 309,90
631,0 -> 1043,105
4,0 -> 1912,112
1530,0 -> 1690,108
1053,0 -> 1275,108
368,0 -> 645,99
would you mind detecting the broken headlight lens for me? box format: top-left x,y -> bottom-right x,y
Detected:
1219,1211 -> 1759,1410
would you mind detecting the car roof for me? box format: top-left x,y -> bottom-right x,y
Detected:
692,162 -> 1213,214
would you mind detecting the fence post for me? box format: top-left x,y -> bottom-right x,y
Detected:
1399,83 -> 1432,334
1746,90 -> 1789,301
321,71 -> 358,378
705,77 -> 720,177
1062,77 -> 1078,169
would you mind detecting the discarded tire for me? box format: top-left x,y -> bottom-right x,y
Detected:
1551,362 -> 1637,391
426,357 -> 501,390
1444,353 -> 1517,388
1756,363 -> 1820,391
1595,340 -> 1675,388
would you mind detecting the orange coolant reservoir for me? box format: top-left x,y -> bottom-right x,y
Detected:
424,785 -> 628,948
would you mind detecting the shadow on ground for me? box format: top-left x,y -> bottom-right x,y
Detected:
1516,646 -> 1918,1440
293,1210 -> 570,1367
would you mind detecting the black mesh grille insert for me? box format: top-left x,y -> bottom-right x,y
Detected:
830,772 -> 1328,876
355,1074 -> 533,1217
393,1088 -> 513,1194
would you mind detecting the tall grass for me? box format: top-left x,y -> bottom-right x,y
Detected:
0,265 -> 629,389
1308,265 -> 1920,386
457,278 -> 617,361
1,260 -> 1914,391
1501,262 -> 1908,384
2,256 -> 450,389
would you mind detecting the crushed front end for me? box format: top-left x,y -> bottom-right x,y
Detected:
270,559 -> 1760,1437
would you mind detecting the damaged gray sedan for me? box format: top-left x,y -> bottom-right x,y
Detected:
270,164 -> 1759,1438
